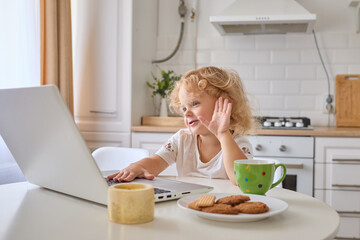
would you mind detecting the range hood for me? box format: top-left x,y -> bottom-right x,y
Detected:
210,0 -> 316,35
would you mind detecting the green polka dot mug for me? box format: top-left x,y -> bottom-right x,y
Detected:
234,159 -> 286,195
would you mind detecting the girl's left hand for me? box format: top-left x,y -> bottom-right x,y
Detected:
199,97 -> 232,139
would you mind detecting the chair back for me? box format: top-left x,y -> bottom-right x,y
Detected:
92,147 -> 149,171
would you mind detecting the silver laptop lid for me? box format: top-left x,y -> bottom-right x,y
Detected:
0,85 -> 108,204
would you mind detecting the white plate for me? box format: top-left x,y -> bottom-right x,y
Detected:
177,193 -> 288,222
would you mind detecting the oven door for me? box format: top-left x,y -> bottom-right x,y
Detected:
259,157 -> 314,196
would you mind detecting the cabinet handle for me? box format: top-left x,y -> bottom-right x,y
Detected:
335,237 -> 360,240
255,144 -> 262,151
332,158 -> 360,162
90,110 -> 116,114
284,164 -> 304,169
279,145 -> 286,152
337,211 -> 360,215
332,184 -> 360,188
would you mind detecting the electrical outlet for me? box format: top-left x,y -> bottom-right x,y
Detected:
322,94 -> 335,114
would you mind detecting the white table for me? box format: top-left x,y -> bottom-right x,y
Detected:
0,177 -> 339,240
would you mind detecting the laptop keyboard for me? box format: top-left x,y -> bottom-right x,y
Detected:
105,178 -> 171,194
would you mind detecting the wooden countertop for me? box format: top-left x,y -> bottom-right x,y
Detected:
131,125 -> 360,137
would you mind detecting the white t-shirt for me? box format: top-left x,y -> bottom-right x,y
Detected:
155,129 -> 253,179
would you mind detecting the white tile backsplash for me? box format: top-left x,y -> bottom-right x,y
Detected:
196,51 -> 211,64
301,81 -> 328,95
239,51 -> 270,64
255,35 -> 286,49
286,34 -> 315,49
197,37 -> 224,50
156,36 -> 168,50
228,65 -> 254,79
255,65 -> 285,80
225,36 -> 255,50
271,81 -> 300,94
177,50 -> 195,65
211,51 -> 238,64
272,50 -> 300,64
284,96 -> 316,110
321,33 -> 349,49
316,65 -> 347,79
286,65 -> 317,79
243,80 -> 270,94
333,49 -> 360,64
301,50 -> 321,64
349,34 -> 360,48
155,1 -> 360,127
349,65 -> 360,73
257,96 -> 284,110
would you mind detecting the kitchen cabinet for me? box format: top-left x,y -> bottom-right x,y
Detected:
131,132 -> 177,176
247,135 -> 314,196
72,0 -> 158,149
314,137 -> 360,239
71,0 -> 132,147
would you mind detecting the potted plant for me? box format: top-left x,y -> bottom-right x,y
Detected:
146,70 -> 181,117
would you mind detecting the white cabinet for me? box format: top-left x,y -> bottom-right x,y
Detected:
314,137 -> 360,239
72,0 -> 132,132
71,0 -> 158,149
71,0 -> 132,147
131,132 -> 177,176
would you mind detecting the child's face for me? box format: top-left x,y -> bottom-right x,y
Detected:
179,87 -> 217,135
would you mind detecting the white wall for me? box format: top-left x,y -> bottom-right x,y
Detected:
151,0 -> 360,126
131,0 -> 158,125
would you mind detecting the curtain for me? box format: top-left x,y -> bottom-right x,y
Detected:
40,0 -> 74,116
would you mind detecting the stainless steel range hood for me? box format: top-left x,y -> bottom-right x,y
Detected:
210,0 -> 316,35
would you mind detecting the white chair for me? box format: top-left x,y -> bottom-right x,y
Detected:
92,146 -> 178,176
253,157 -> 284,188
92,146 -> 150,172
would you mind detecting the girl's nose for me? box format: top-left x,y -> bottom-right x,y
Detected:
184,109 -> 192,117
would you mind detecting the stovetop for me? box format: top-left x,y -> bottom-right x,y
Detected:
257,116 -> 313,130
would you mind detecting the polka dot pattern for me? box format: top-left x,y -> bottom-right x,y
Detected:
241,166 -> 268,189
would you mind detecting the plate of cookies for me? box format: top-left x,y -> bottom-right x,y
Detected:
177,193 -> 288,222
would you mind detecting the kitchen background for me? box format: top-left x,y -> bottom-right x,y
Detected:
145,0 -> 360,127
1,0 -> 360,176
1,0 -> 359,172
1,2 -> 360,238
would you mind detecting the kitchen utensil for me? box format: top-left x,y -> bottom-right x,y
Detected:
336,74 -> 360,127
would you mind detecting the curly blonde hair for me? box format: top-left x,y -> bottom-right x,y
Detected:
169,66 -> 255,135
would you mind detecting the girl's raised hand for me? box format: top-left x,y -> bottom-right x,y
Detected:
199,97 -> 232,139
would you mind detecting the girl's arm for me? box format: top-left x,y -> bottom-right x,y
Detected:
107,154 -> 169,182
218,132 -> 247,184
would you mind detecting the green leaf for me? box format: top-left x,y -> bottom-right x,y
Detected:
146,69 -> 182,98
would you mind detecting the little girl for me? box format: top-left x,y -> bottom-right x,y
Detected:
108,66 -> 255,185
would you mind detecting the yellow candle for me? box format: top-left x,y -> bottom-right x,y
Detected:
108,183 -> 154,224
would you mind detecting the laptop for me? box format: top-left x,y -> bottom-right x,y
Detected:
0,85 -> 213,205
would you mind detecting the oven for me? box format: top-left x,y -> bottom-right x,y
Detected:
247,135 -> 314,196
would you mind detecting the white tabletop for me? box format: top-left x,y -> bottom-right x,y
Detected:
0,177 -> 339,240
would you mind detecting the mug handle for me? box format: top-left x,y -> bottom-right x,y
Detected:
270,163 -> 287,189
